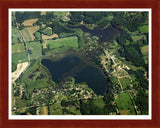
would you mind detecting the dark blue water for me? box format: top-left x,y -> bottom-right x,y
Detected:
41,55 -> 108,95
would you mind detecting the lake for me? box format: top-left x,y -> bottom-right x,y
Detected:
41,55 -> 108,95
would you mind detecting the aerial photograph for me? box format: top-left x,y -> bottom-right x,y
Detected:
11,10 -> 149,116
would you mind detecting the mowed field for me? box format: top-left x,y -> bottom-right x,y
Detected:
12,43 -> 25,53
116,92 -> 135,115
47,36 -> 79,49
119,77 -> 131,90
139,25 -> 148,33
20,60 -> 50,94
22,26 -> 40,42
42,33 -> 58,40
22,18 -> 38,26
140,45 -> 149,64
27,42 -> 42,60
12,29 -> 23,44
12,52 -> 28,65
41,11 -> 46,15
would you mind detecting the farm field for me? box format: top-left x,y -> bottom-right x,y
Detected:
22,18 -> 38,26
22,26 -> 40,41
20,60 -> 50,94
12,29 -> 23,44
12,43 -> 25,53
116,92 -> 136,115
119,77 -> 131,90
42,33 -> 58,40
41,11 -> 46,15
27,42 -> 42,60
139,25 -> 148,33
12,51 -> 28,66
47,36 -> 79,49
42,27 -> 52,35
131,35 -> 146,41
140,44 -> 149,64
49,103 -> 62,115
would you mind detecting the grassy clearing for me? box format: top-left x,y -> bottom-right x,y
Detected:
42,33 -> 58,40
39,106 -> 48,115
131,35 -> 146,41
140,45 -> 149,64
41,11 -> 46,15
42,27 -> 52,35
119,77 -> 131,90
64,106 -> 81,115
12,43 -> 25,53
53,11 -> 70,19
22,26 -> 40,41
20,60 -> 50,94
27,42 -> 42,60
92,98 -> 105,109
22,28 -> 32,42
22,18 -> 38,26
139,25 -> 148,33
15,97 -> 28,108
49,103 -> 62,115
141,45 -> 149,55
12,29 -> 23,44
27,26 -> 40,40
116,92 -> 135,115
12,51 -> 28,65
47,36 -> 78,49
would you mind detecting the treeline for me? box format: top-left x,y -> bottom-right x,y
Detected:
68,12 -> 111,26
116,30 -> 146,67
15,11 -> 41,23
111,12 -> 148,32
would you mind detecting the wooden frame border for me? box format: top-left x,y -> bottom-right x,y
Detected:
0,0 -> 160,128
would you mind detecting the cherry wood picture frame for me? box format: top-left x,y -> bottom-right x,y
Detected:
0,0 -> 160,128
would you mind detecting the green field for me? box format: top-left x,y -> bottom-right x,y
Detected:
27,42 -> 42,60
12,43 -> 25,53
12,29 -> 23,44
140,45 -> 149,64
119,77 -> 131,90
116,92 -> 136,115
20,60 -> 50,93
49,103 -> 62,115
63,106 -> 81,115
42,27 -> 52,35
22,28 -> 32,42
12,51 -> 28,65
47,36 -> 79,49
139,25 -> 148,33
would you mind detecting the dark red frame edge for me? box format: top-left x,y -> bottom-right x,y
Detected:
0,0 -> 159,128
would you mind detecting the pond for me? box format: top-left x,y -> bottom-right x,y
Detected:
68,25 -> 120,42
41,55 -> 108,95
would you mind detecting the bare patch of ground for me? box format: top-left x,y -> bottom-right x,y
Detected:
119,110 -> 130,115
12,62 -> 29,83
42,33 -> 58,40
41,11 -> 46,15
43,106 -> 48,115
27,26 -> 40,40
42,40 -> 48,49
22,18 -> 38,26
